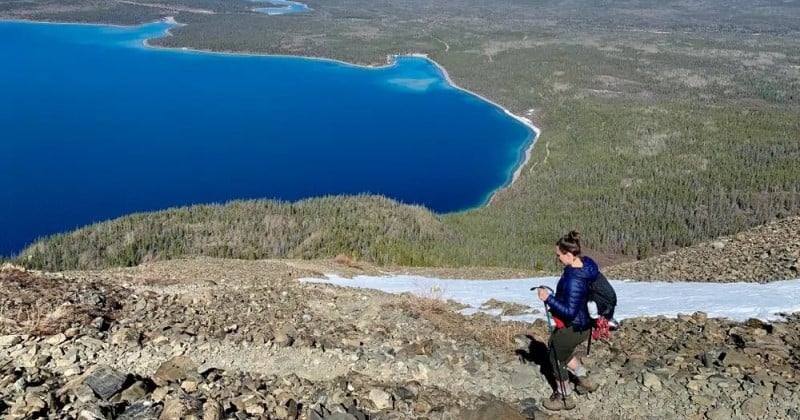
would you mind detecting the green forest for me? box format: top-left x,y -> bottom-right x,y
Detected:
2,0 -> 799,271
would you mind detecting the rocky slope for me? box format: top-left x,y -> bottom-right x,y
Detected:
605,215 -> 800,282
1,218 -> 799,419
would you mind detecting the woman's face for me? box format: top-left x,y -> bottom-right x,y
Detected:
555,246 -> 574,266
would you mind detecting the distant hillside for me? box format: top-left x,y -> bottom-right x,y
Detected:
18,196 -> 453,271
20,196 -> 800,283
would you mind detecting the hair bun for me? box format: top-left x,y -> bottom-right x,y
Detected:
557,230 -> 582,256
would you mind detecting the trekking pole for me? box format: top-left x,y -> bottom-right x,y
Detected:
587,330 -> 593,355
532,285 -> 569,407
531,285 -> 556,333
543,298 -> 554,333
586,300 -> 598,355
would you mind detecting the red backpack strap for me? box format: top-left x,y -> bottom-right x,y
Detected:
592,316 -> 612,340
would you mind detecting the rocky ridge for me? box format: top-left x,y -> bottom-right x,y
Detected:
1,218 -> 799,419
605,215 -> 800,282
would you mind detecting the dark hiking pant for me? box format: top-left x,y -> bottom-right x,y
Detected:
548,325 -> 590,381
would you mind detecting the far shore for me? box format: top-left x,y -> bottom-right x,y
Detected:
3,15 -> 541,213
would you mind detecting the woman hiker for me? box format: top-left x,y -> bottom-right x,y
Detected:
536,230 -> 600,411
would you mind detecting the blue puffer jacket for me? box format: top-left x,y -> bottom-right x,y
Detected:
545,256 -> 599,331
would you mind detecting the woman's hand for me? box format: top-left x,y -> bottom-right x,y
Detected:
537,287 -> 551,301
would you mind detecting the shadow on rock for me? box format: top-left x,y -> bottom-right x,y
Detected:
514,334 -> 557,390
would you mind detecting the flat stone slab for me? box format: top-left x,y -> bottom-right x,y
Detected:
84,365 -> 130,400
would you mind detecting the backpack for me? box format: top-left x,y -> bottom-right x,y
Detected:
587,271 -> 617,321
585,271 -> 618,344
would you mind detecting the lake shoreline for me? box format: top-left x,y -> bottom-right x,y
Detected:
139,18 -> 540,211
420,54 -> 540,208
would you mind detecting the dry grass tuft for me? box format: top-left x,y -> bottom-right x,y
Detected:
334,254 -> 362,269
393,293 -> 453,315
481,321 -> 533,353
390,292 -> 541,354
0,268 -> 125,336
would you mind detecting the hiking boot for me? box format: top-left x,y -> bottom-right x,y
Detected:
575,375 -> 599,394
542,392 -> 577,411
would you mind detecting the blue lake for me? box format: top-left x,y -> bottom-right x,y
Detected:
0,20 -> 535,256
